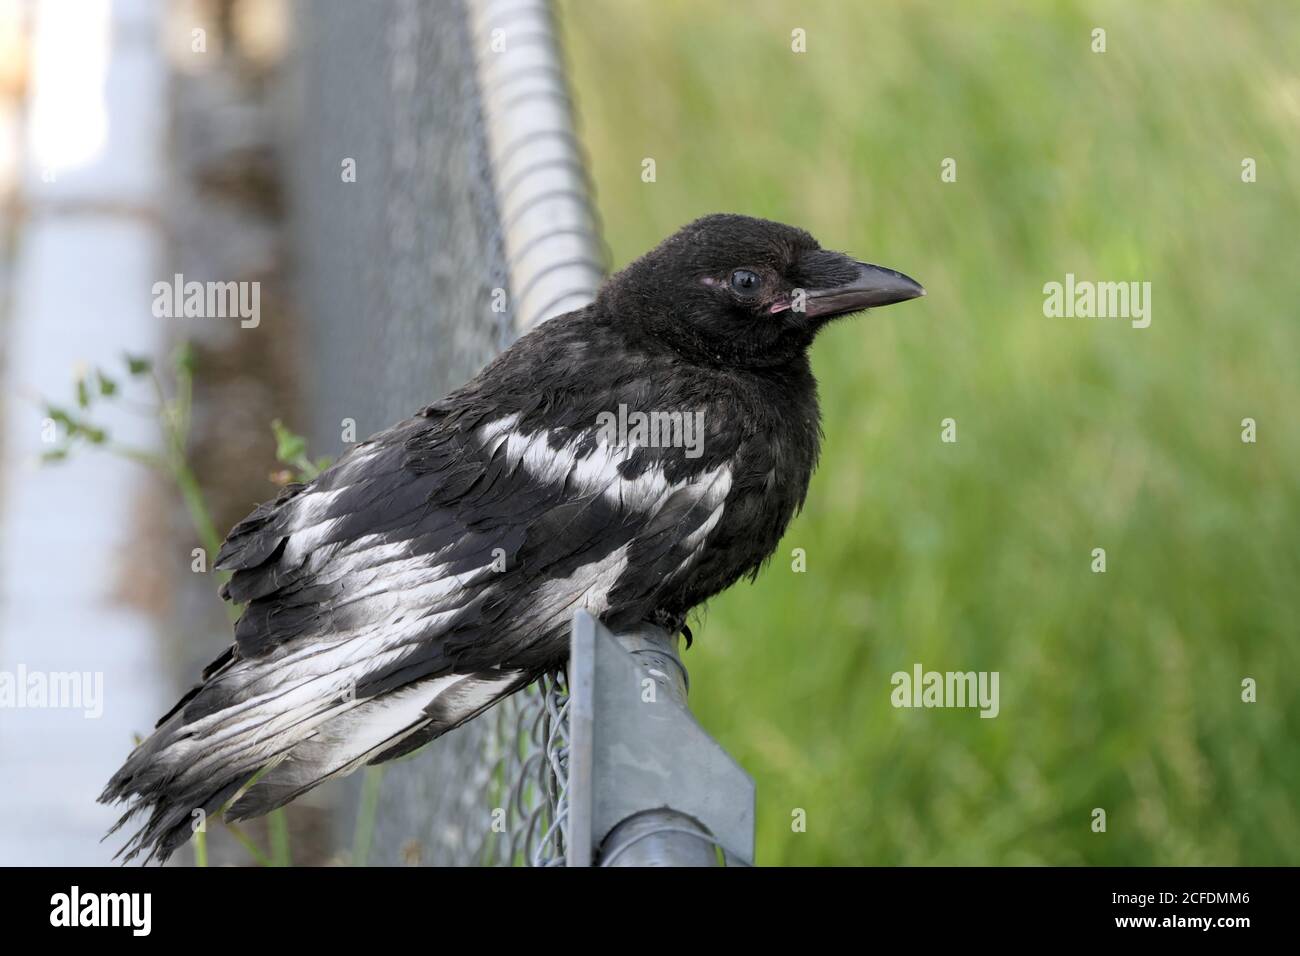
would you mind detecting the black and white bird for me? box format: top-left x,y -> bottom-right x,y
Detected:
101,213 -> 923,862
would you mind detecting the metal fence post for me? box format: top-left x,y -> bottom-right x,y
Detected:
567,611 -> 757,866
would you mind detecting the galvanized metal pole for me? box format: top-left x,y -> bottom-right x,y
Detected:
567,612 -> 756,867
467,0 -> 604,335
592,627 -> 721,868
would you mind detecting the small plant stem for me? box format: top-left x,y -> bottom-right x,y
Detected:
352,766 -> 386,866
224,823 -> 272,867
268,809 -> 292,867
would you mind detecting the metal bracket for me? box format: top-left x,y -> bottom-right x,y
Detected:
566,610 -> 756,866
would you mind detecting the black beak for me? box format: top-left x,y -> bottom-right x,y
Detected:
804,261 -> 925,319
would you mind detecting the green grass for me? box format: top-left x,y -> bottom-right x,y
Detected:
558,0 -> 1300,865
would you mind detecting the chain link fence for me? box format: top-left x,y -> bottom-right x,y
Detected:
288,0 -> 591,866
477,672 -> 569,866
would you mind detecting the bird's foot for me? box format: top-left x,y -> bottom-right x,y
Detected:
649,609 -> 692,649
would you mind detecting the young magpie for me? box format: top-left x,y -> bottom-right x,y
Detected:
101,213 -> 924,862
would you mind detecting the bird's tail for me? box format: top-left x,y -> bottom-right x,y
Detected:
99,650 -> 527,864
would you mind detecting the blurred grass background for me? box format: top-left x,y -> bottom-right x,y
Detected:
558,0 -> 1300,865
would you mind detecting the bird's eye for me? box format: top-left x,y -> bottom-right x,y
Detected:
730,269 -> 761,295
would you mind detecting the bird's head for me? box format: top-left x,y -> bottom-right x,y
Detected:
598,213 -> 924,368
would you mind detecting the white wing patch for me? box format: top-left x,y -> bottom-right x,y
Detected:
476,415 -> 734,608
478,415 -> 731,515
531,542 -> 632,625
224,670 -> 523,818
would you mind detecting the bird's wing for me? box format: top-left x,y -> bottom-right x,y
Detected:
101,401 -> 734,862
